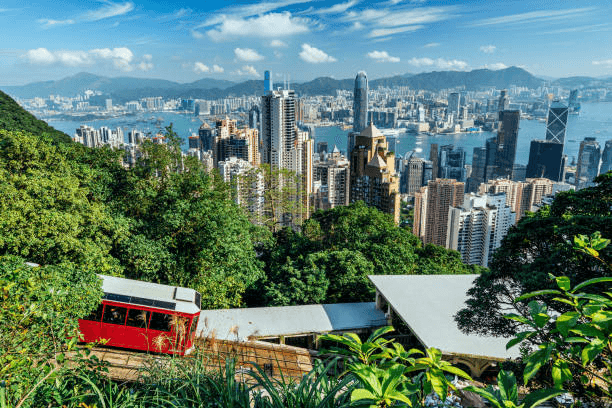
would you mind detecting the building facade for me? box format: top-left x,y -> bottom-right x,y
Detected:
349,124 -> 400,223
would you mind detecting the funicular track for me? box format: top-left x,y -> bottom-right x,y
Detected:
88,338 -> 314,382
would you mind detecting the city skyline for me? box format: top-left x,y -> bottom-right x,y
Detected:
1,0 -> 612,85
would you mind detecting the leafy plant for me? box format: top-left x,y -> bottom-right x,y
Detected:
505,231 -> 612,398
464,370 -> 564,408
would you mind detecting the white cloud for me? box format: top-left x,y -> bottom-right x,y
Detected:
83,1 -> 134,22
143,54 -> 152,61
479,45 -> 496,54
408,57 -> 434,67
350,21 -> 364,30
206,12 -> 310,41
138,62 -> 154,71
38,19 -> 75,28
346,6 -> 454,27
471,8 -> 595,27
485,62 -> 508,70
235,65 -> 259,76
299,43 -> 336,63
25,48 -> 57,64
367,50 -> 400,63
194,62 -> 210,73
197,0 -> 314,28
368,25 -> 423,38
593,59 -> 612,66
408,57 -> 468,70
191,30 -> 204,39
234,47 -> 264,62
90,47 -> 134,70
312,0 -> 358,15
24,47 -> 141,71
423,42 -> 440,48
212,64 -> 224,73
270,39 -> 288,47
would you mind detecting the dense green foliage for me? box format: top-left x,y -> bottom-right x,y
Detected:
0,256 -> 102,408
0,90 -> 71,144
456,172 -> 612,337
248,202 -> 481,306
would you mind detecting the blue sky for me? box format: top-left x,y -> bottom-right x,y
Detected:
1,0 -> 611,85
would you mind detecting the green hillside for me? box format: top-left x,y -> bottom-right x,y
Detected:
0,90 -> 71,144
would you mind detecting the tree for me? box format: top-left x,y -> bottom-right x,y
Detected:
112,129 -> 265,309
456,172 -> 612,338
0,130 -> 126,274
0,256 -> 102,408
250,202 -> 476,306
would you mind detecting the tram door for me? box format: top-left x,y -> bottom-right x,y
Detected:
101,304 -> 128,347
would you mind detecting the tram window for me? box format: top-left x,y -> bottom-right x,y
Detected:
83,304 -> 103,322
190,316 -> 199,334
126,309 -> 150,328
102,306 -> 127,325
149,312 -> 171,332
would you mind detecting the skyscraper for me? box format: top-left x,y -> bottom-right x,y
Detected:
261,88 -> 297,168
438,145 -> 466,181
576,137 -> 601,186
402,156 -> 425,195
448,92 -> 460,117
264,70 -> 273,95
260,75 -> 313,224
494,110 -> 520,179
349,124 -> 400,223
429,144 -> 439,180
601,140 -> 612,174
545,101 -> 569,144
419,179 -> 464,246
313,146 -> 350,211
498,90 -> 509,114
526,140 -> 565,181
479,178 -> 553,223
467,146 -> 487,193
353,71 -> 368,134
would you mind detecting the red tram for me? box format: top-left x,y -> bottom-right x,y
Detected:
79,275 -> 201,355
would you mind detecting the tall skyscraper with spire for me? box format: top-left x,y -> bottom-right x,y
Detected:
353,71 -> 368,134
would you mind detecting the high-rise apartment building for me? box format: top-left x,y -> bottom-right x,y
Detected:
447,193 -> 516,267
416,178 -> 464,246
260,75 -> 313,224
498,90 -> 509,114
349,124 -> 400,223
313,146 -> 350,211
353,71 -> 368,134
576,137 -> 601,186
401,156 -> 425,195
545,101 -> 569,144
218,157 -> 265,224
413,186 -> 428,241
479,178 -> 553,223
212,118 -> 260,167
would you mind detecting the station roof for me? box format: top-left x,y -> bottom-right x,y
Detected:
100,275 -> 200,315
197,302 -> 386,341
368,275 -> 520,361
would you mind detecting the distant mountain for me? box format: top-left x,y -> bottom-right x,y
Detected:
0,90 -> 70,144
2,66 -> 585,102
2,72 -> 236,99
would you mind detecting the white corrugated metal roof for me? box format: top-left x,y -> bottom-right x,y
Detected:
368,275 -> 519,361
196,302 -> 387,341
100,275 -> 200,314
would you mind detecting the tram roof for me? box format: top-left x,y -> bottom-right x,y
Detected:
99,275 -> 200,314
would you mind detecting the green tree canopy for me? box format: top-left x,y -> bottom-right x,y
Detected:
456,172 -> 612,337
0,129 -> 126,274
249,201 -> 477,306
0,256 -> 102,407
